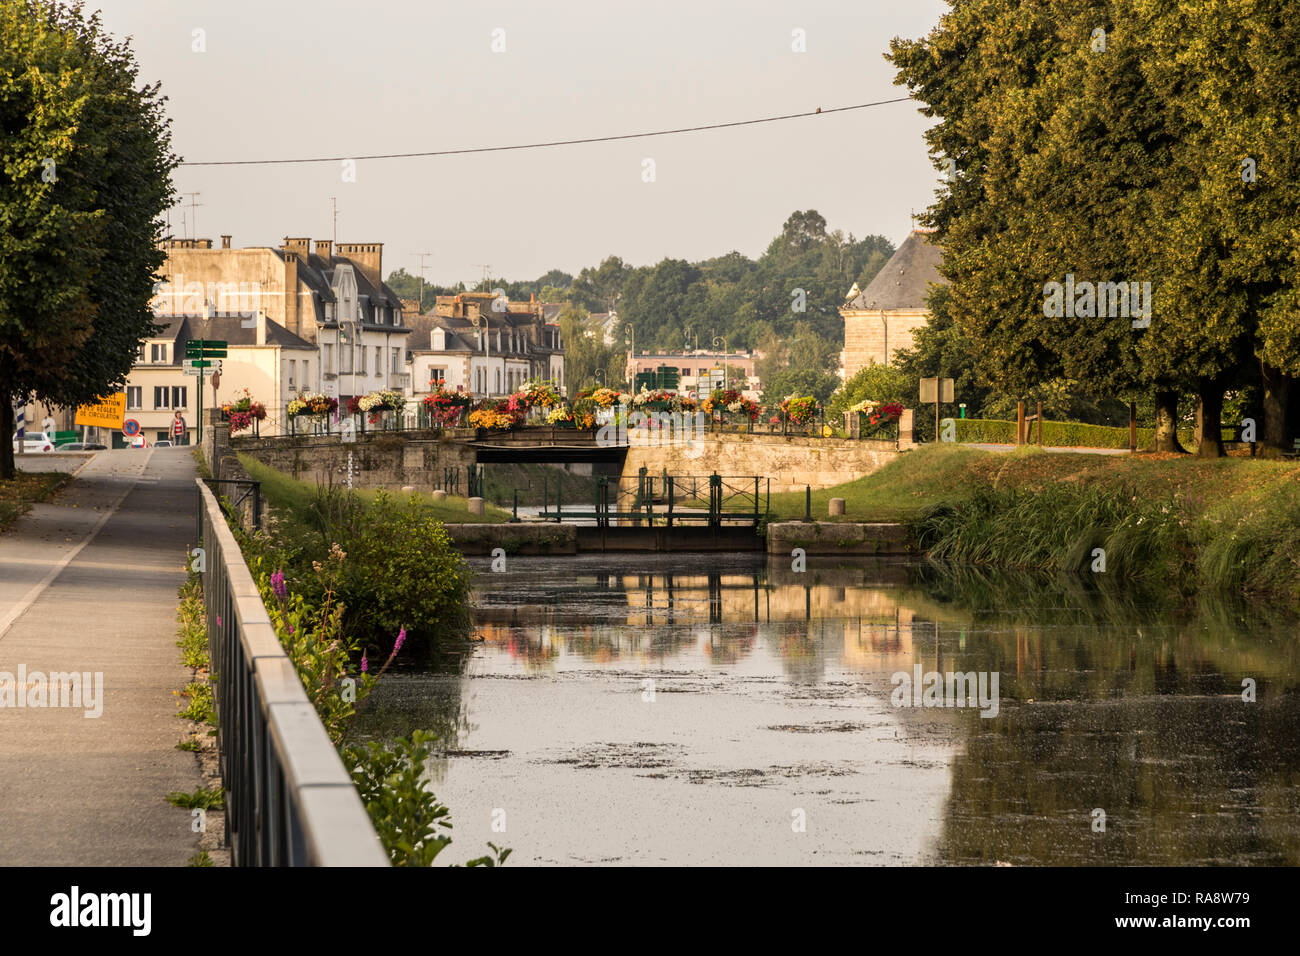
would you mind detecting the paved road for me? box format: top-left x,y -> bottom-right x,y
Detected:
0,448 -> 204,865
964,443 -> 1129,456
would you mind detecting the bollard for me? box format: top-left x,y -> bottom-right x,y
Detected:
512,489 -> 519,523
804,485 -> 812,522
467,496 -> 485,516
829,497 -> 846,516
401,485 -> 415,493
431,489 -> 447,502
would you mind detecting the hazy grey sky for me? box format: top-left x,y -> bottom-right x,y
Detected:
90,0 -> 947,288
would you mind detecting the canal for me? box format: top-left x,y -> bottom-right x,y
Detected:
357,553 -> 1300,866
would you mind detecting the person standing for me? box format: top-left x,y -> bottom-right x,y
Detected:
41,412 -> 55,436
171,410 -> 186,445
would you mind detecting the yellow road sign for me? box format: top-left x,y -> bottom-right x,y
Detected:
74,393 -> 127,429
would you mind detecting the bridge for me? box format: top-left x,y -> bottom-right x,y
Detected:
465,426 -> 628,464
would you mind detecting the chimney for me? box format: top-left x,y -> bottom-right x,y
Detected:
315,239 -> 333,261
256,312 -> 267,347
281,237 -> 311,262
284,255 -> 300,336
221,235 -> 231,249
400,298 -> 420,314
336,242 -> 383,289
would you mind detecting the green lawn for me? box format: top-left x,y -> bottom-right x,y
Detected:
0,470 -> 72,533
237,454 -> 510,530
764,443 -> 1300,523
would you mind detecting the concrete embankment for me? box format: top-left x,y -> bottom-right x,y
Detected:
444,520 -> 914,555
765,521 -> 913,556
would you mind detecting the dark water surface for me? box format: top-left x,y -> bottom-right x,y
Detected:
356,554 -> 1300,866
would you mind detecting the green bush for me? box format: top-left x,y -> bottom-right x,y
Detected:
334,492 -> 472,657
951,417 -> 1157,449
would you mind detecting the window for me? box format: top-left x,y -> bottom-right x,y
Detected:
154,386 -> 170,409
374,347 -> 381,375
151,343 -> 168,363
391,347 -> 400,373
172,386 -> 187,409
681,368 -> 690,377
302,359 -> 310,386
288,360 -> 296,387
324,343 -> 334,374
430,368 -> 445,386
136,343 -> 145,363
495,369 -> 501,393
359,345 -> 367,374
341,340 -> 353,373
126,386 -> 142,410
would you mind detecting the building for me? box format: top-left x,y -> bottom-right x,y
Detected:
121,314 -> 315,446
627,351 -> 758,398
839,229 -> 946,378
152,236 -> 411,433
403,291 -> 564,402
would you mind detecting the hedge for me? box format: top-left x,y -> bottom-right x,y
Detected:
952,418 -> 1155,449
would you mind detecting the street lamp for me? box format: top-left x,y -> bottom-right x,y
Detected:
595,368 -> 606,387
624,323 -> 635,388
713,335 -> 727,390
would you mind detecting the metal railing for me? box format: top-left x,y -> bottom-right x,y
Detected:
197,479 -> 389,867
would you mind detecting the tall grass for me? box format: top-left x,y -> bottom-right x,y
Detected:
912,482 -> 1193,584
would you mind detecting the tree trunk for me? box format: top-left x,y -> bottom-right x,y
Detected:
0,363 -> 15,481
1152,389 -> 1188,453
1195,381 -> 1225,458
1260,361 -> 1290,455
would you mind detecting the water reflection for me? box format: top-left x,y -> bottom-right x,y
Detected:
355,554 -> 1300,865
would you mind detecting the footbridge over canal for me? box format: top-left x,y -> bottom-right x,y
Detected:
223,424 -> 899,496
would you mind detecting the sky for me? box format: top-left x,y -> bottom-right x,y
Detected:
89,0 -> 948,288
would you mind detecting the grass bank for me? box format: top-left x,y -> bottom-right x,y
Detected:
766,444 -> 1300,602
0,470 -> 72,532
238,454 -> 511,534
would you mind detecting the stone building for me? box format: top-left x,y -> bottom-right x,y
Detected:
152,236 -> 411,433
839,229 -> 946,378
403,291 -> 564,402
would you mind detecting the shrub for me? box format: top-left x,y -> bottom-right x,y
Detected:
333,493 -> 471,657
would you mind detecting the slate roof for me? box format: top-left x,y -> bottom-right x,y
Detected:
846,230 -> 946,311
153,314 -> 317,364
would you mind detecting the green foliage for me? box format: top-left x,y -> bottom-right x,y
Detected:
342,730 -> 509,867
952,418 -> 1157,449
166,787 -> 224,811
829,362 -> 909,419
177,680 -> 214,723
0,0 -> 179,478
762,367 -> 839,407
186,851 -> 214,867
332,493 -> 472,658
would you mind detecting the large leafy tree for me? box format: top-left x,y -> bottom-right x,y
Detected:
889,0 -> 1300,456
1,0 -> 177,478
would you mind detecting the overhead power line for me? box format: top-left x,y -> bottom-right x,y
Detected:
179,97 -> 912,168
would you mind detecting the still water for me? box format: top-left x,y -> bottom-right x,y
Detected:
358,554 -> 1300,866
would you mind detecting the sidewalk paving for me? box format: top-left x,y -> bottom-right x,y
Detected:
0,448 -> 204,865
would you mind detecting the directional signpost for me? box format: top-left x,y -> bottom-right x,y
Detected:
184,340 -> 226,441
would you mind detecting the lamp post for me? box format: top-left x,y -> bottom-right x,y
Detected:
595,369 -> 606,387
624,323 -> 635,388
713,335 -> 727,390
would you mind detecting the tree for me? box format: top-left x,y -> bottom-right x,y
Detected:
761,368 -> 839,407
1,0 -> 178,479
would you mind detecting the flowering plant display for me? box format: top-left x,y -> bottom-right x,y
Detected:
288,392 -> 339,418
546,405 -> 575,425
221,388 -> 267,433
868,401 -> 904,426
779,394 -> 819,425
469,396 -> 526,430
422,383 -> 470,426
520,379 -> 562,409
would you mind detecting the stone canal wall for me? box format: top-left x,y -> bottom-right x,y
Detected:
232,430 -> 477,492
765,521 -> 913,556
620,433 -> 897,494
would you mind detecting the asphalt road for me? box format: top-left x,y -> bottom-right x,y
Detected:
0,448 -> 204,865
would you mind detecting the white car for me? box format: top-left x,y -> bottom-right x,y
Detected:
154,440 -> 173,448
11,432 -> 55,453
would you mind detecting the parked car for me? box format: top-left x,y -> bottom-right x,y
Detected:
55,441 -> 108,451
11,432 -> 54,453
154,440 -> 173,447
